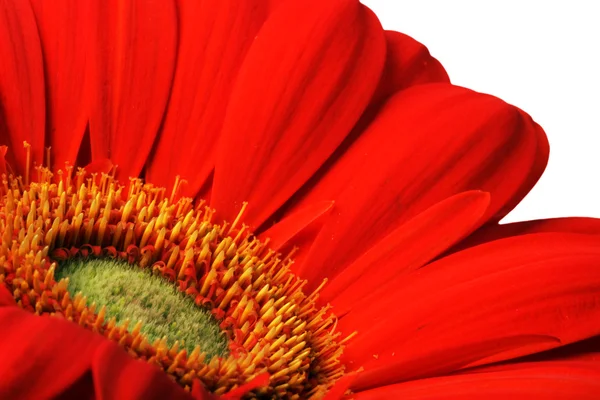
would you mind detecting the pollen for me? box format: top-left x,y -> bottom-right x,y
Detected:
0,148 -> 348,398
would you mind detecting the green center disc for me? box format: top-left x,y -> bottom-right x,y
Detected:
56,258 -> 229,359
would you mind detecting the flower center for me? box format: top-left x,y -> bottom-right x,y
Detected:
0,146 -> 350,398
56,258 -> 229,359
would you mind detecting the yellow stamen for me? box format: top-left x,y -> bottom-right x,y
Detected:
0,161 -> 349,398
22,141 -> 32,185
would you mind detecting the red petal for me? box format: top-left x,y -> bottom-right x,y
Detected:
290,83 -> 542,290
339,233 -> 600,390
0,0 -> 45,175
221,373 -> 270,399
0,294 -> 197,399
516,336 -> 600,363
145,0 -> 269,197
92,341 -> 198,399
30,0 -> 90,169
373,30 -> 449,103
458,217 -> 600,251
0,145 -> 7,175
0,305 -> 101,398
354,359 -> 600,399
210,0 -> 386,229
258,201 -> 334,268
0,284 -> 14,306
493,119 -> 549,218
323,373 -> 356,400
324,191 -> 490,313
84,158 -> 114,175
260,29 -> 452,239
259,200 -> 334,252
87,0 -> 177,179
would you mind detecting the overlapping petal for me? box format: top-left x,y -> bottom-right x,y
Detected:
0,145 -> 7,175
457,217 -> 600,251
338,233 -> 600,390
30,0 -> 90,170
92,341 -> 207,400
87,0 -> 177,179
0,1 -> 596,398
210,0 -> 386,229
291,83 -> 544,289
323,190 -> 490,312
518,335 -> 600,363
494,118 -> 549,218
260,200 -> 334,251
373,30 -> 449,103
0,286 -> 206,399
354,359 -> 600,399
258,31 -> 451,258
145,0 -> 270,197
0,0 -> 45,175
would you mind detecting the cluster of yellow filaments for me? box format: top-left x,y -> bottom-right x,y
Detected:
0,147 -> 350,398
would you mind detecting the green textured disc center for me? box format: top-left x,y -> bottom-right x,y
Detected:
56,258 -> 229,359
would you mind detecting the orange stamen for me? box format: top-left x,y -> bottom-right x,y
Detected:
0,159 -> 350,398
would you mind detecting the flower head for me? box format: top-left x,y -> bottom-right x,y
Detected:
1,0 -> 599,399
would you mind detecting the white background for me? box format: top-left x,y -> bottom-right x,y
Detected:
362,0 -> 600,223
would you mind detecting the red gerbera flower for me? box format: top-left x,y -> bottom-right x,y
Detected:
1,0 -> 599,399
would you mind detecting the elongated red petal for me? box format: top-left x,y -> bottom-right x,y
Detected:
0,286 -> 199,399
458,217 -> 600,251
354,359 -> 600,399
323,373 -> 356,400
30,0 -> 90,169
210,0 -> 386,229
262,29 -> 452,239
259,200 -> 334,251
373,30 -> 449,103
516,336 -> 600,363
84,158 -> 114,175
87,0 -> 177,179
0,146 -> 7,175
324,191 -> 490,313
221,373 -> 270,399
339,233 -> 600,390
494,119 -> 549,218
92,341 -> 204,399
291,83 -> 542,290
258,201 -> 335,268
0,283 -> 14,306
0,0 -> 45,175
145,0 -> 269,197
0,298 -> 101,398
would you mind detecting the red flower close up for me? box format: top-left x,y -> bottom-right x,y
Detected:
1,0 -> 599,399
